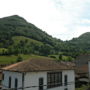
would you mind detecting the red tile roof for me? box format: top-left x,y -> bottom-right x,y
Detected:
2,57 -> 74,72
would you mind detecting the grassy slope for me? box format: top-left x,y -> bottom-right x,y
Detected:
0,54 -> 74,64
12,36 -> 43,45
0,54 -> 46,64
0,36 -> 44,57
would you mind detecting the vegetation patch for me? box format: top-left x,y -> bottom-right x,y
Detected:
75,85 -> 90,90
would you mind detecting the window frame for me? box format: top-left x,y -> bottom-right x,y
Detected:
64,75 -> 68,86
2,73 -> 4,80
39,77 -> 44,90
15,78 -> 18,90
47,72 -> 62,88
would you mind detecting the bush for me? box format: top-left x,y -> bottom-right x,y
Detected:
49,55 -> 56,59
16,55 -> 23,62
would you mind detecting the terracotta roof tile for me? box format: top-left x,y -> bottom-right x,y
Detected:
2,57 -> 74,72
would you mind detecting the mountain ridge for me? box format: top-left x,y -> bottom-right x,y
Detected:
0,15 -> 63,56
0,15 -> 90,58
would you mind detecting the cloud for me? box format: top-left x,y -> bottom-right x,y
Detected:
0,0 -> 90,40
51,0 -> 90,40
79,19 -> 90,25
82,20 -> 90,24
72,26 -> 90,38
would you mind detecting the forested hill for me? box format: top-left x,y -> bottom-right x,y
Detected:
0,15 -> 90,58
70,32 -> 90,42
63,32 -> 90,57
0,15 -> 62,43
0,15 -> 63,56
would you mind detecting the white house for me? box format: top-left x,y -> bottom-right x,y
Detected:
2,57 -> 75,90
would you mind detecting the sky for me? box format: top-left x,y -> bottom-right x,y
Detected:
0,0 -> 90,40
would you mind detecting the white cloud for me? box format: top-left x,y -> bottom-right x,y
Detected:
79,19 -> 90,24
74,26 -> 90,37
51,0 -> 90,40
0,0 -> 90,40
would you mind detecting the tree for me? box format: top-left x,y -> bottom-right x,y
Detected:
59,54 -> 63,60
16,55 -> 23,62
67,56 -> 73,61
40,44 -> 53,56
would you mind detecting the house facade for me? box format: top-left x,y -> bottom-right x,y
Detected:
2,58 -> 75,90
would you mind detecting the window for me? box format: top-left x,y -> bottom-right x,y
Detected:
15,78 -> 18,90
8,77 -> 11,88
47,72 -> 62,88
64,75 -> 68,86
64,88 -> 68,90
2,74 -> 4,80
39,78 -> 43,90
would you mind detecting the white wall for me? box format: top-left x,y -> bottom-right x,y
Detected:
2,71 -> 22,90
62,70 -> 75,90
24,72 -> 47,90
2,70 -> 75,90
24,70 -> 75,90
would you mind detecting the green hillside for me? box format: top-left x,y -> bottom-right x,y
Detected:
0,15 -> 62,44
62,32 -> 90,57
0,15 -> 90,63
70,32 -> 90,52
0,15 -> 63,56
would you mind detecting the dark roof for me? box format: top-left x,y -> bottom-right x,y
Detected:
74,54 -> 90,75
75,64 -> 88,74
2,57 -> 74,72
74,54 -> 90,67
